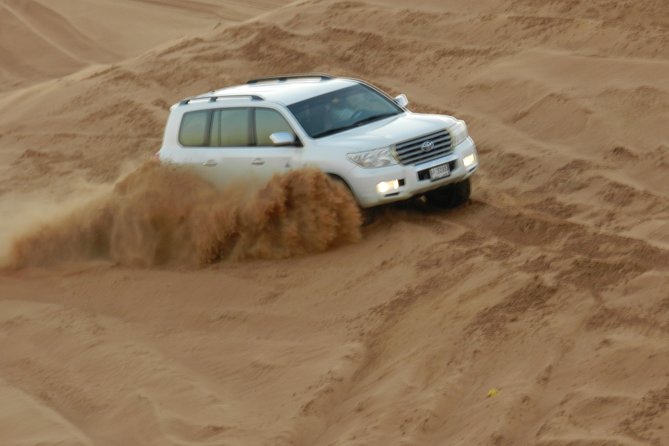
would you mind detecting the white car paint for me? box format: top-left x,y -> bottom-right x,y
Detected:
158,75 -> 479,208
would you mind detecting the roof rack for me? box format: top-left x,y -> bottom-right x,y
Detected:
179,94 -> 264,106
246,74 -> 334,84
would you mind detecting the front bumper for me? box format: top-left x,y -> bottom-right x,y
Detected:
351,137 -> 478,208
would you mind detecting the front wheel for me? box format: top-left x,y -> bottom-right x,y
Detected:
425,178 -> 471,208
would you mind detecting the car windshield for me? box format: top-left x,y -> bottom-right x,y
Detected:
287,84 -> 403,138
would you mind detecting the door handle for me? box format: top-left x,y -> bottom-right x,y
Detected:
202,159 -> 217,167
251,158 -> 265,166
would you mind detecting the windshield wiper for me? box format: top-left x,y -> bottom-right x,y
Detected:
350,112 -> 399,128
311,112 -> 399,138
312,125 -> 359,138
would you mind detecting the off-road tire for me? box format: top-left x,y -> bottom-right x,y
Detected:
328,173 -> 376,225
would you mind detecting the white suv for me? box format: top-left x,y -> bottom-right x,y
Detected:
158,74 -> 478,208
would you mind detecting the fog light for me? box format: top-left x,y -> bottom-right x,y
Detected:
463,153 -> 477,168
376,179 -> 399,194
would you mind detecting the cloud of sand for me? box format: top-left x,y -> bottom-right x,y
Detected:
6,163 -> 362,268
0,180 -> 113,265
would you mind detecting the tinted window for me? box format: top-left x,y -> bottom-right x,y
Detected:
179,111 -> 209,147
255,109 -> 293,146
287,84 -> 402,138
210,108 -> 251,147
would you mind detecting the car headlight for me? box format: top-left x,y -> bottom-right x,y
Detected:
449,120 -> 468,147
463,153 -> 477,168
346,146 -> 398,168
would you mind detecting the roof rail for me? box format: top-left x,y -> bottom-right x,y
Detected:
246,73 -> 334,84
179,94 -> 264,106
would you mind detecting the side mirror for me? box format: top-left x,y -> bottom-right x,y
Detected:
270,131 -> 297,146
394,94 -> 409,108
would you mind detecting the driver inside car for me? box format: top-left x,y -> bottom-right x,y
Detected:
327,95 -> 356,127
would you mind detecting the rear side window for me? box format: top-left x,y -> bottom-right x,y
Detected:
179,110 -> 209,147
179,108 -> 251,147
255,109 -> 293,146
210,109 -> 251,147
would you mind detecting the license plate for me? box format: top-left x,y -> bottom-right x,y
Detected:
429,163 -> 450,180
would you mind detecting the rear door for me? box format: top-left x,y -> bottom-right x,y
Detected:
176,108 -> 256,188
249,108 -> 302,183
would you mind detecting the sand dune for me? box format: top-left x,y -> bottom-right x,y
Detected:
0,0 -> 291,91
0,0 -> 668,445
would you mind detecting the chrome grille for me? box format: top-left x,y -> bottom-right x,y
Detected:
394,130 -> 452,165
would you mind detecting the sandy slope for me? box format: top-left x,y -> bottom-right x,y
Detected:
0,0 -> 290,91
0,0 -> 668,445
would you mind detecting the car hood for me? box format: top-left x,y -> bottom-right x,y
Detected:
315,112 -> 457,150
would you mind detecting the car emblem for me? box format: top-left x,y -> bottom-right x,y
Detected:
421,140 -> 435,152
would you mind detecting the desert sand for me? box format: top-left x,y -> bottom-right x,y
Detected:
0,0 -> 668,445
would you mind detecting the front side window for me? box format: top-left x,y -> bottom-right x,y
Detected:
287,84 -> 402,138
255,109 -> 294,146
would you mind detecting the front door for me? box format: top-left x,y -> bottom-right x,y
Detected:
248,108 -> 302,184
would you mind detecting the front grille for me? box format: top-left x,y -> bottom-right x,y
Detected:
394,130 -> 452,165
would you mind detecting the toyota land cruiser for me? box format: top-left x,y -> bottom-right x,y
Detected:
157,74 -> 478,208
